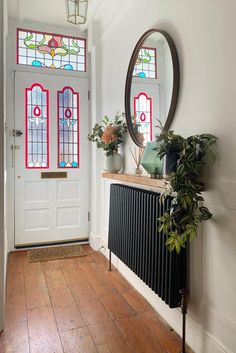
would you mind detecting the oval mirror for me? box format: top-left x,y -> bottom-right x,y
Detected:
125,29 -> 180,147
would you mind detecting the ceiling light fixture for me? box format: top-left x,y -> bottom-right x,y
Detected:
65,0 -> 88,25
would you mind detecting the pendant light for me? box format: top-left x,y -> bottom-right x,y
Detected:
65,0 -> 88,25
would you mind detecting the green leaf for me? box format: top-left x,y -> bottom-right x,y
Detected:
27,44 -> 38,49
175,241 -> 181,254
166,237 -> 174,245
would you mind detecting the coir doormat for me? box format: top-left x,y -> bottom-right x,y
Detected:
27,244 -> 87,262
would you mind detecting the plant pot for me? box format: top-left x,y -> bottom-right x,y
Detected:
103,151 -> 122,173
163,152 -> 179,178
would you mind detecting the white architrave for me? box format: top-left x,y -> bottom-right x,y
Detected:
0,0 -> 7,333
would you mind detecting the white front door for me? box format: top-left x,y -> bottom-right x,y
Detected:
14,71 -> 89,246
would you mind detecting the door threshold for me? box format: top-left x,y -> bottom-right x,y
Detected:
14,238 -> 89,250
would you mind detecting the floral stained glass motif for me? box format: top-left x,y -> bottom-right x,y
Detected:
133,47 -> 157,79
17,29 -> 86,72
134,92 -> 153,145
25,83 -> 49,169
58,87 -> 79,168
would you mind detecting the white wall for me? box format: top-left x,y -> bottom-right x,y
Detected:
0,0 -> 7,332
89,1 -> 236,352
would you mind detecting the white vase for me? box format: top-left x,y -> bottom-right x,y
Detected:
103,151 -> 122,173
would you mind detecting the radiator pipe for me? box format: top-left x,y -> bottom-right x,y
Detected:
180,289 -> 189,353
108,249 -> 112,271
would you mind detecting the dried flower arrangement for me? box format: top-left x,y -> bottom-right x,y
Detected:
88,113 -> 127,156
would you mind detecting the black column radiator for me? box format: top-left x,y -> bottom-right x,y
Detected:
108,184 -> 187,308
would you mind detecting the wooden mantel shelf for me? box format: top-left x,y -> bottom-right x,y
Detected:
102,172 -> 168,189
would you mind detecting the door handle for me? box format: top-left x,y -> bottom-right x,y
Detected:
13,129 -> 23,137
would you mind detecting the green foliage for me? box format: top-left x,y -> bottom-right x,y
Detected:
87,113 -> 127,156
157,128 -> 217,253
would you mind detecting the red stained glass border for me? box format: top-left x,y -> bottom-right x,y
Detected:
134,91 -> 153,142
25,83 -> 50,169
57,86 -> 80,169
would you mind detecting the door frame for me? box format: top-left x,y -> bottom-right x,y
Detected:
6,20 -> 90,251
0,0 -> 7,332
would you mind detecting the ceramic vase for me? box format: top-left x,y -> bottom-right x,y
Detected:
103,151 -> 122,173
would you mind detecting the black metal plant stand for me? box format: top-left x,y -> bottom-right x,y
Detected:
179,289 -> 189,353
108,249 -> 112,272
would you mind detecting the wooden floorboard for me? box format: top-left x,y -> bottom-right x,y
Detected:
88,320 -> 135,353
27,306 -> 63,353
61,327 -> 98,353
0,245 -> 189,353
116,315 -> 166,353
23,260 -> 51,310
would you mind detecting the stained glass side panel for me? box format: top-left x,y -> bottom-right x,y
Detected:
25,83 -> 49,169
134,92 -> 152,145
133,47 -> 157,78
17,29 -> 86,72
58,87 -> 79,168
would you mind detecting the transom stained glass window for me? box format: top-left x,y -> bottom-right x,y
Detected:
25,83 -> 49,169
17,29 -> 86,72
58,87 -> 79,168
134,92 -> 152,145
133,47 -> 157,78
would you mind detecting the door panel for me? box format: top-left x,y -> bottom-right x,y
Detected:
14,71 -> 89,246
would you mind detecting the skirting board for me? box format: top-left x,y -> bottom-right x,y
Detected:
89,233 -> 102,250
99,246 -> 233,353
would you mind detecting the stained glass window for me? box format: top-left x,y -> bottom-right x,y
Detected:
133,47 -> 157,78
25,83 -> 49,169
134,92 -> 153,144
58,87 -> 79,168
17,28 -> 86,72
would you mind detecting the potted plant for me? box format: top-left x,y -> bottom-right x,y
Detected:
157,129 -> 185,177
88,112 -> 127,172
157,129 -> 217,253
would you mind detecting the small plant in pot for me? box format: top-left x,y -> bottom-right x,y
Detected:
157,130 -> 185,177
157,129 -> 217,253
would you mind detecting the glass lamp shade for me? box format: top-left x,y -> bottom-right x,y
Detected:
141,141 -> 163,178
65,0 -> 88,25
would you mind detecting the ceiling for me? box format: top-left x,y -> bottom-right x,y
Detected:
7,0 -> 133,33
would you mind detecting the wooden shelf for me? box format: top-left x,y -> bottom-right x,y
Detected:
102,172 -> 168,189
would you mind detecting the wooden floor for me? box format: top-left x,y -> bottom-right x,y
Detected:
0,245 -> 186,353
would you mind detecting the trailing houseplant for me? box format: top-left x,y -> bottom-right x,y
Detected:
87,113 -> 127,156
157,128 -> 217,253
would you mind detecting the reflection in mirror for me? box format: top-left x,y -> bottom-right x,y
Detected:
125,29 -> 179,147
